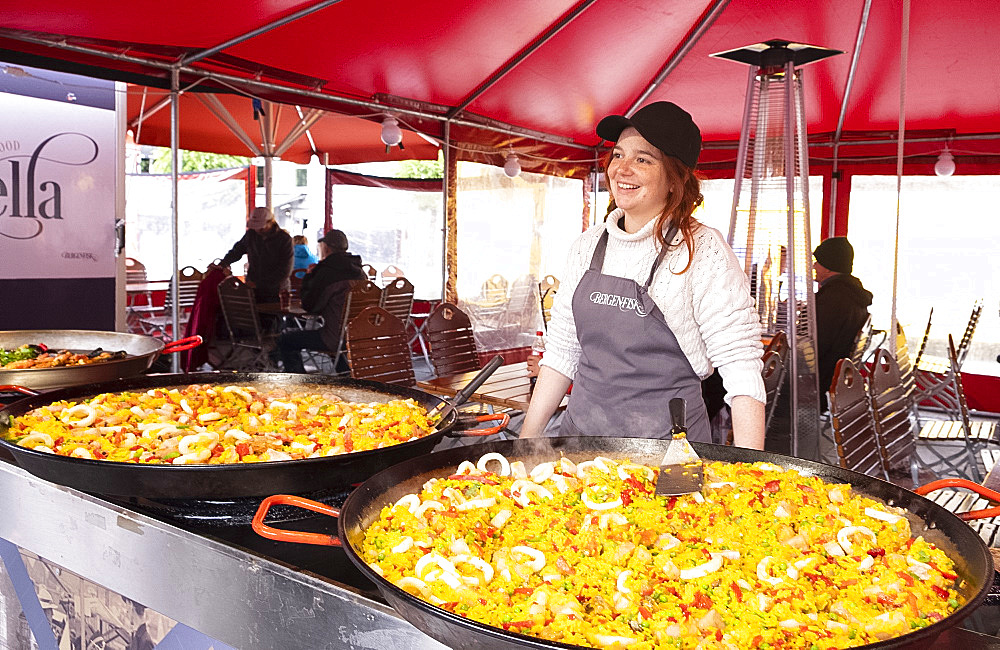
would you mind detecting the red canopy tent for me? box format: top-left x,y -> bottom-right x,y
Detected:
2,0 -> 998,191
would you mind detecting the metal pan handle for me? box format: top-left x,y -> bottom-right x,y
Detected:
915,478 -> 1000,521
251,494 -> 342,546
450,412 -> 510,437
162,335 -> 203,354
0,385 -> 39,397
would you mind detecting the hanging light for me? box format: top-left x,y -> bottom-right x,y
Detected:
380,116 -> 403,147
934,147 -> 955,177
503,151 -> 521,178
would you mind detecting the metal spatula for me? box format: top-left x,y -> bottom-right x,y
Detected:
655,398 -> 704,496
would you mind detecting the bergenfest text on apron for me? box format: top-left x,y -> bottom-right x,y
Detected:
560,223 -> 712,442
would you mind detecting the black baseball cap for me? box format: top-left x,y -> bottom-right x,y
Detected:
319,229 -> 349,251
596,101 -> 702,168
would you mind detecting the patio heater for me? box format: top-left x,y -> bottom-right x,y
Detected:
712,40 -> 841,460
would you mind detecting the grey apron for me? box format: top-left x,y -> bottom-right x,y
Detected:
561,226 -> 711,442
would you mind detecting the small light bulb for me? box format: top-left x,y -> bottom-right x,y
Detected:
934,151 -> 955,177
380,116 -> 403,147
503,152 -> 521,178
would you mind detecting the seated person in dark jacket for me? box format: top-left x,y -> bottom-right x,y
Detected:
813,236 -> 873,409
276,229 -> 367,373
214,206 -> 293,304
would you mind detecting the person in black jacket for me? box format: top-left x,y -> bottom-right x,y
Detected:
215,206 -> 293,304
813,236 -> 873,409
275,229 -> 366,373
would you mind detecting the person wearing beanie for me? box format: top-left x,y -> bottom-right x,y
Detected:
275,229 -> 366,373
520,101 -> 765,450
813,236 -> 873,409
214,206 -> 293,304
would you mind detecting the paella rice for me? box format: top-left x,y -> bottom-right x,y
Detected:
360,452 -> 966,649
2,384 -> 438,464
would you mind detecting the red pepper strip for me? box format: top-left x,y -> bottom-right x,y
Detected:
877,593 -> 895,606
931,585 -> 950,599
928,561 -> 959,580
764,479 -> 781,492
506,620 -> 534,629
896,570 -> 915,586
731,581 -> 743,603
638,605 -> 652,619
512,587 -> 534,595
867,547 -> 886,558
751,635 -> 764,648
235,442 -> 250,457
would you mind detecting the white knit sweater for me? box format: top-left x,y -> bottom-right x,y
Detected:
541,210 -> 766,405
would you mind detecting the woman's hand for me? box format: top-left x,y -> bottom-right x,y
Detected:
730,395 -> 765,450
518,366 -> 572,438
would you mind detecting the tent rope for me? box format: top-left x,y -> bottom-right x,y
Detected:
891,0 -> 911,355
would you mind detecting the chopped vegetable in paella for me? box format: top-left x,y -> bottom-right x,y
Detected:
360,453 -> 966,649
3,384 -> 438,464
0,343 -> 123,369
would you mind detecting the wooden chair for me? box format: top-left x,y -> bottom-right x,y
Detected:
138,265 -> 203,338
539,275 -> 559,331
289,268 -> 308,303
380,276 -> 415,324
361,264 -> 378,284
914,335 -> 995,481
425,302 -> 481,377
762,350 -> 785,434
331,280 -> 383,373
829,358 -> 886,479
481,274 -> 508,303
914,300 -> 984,411
346,307 -> 415,387
381,265 -> 405,287
912,308 -> 933,370
916,300 -> 983,373
125,257 -> 147,283
216,277 -> 275,371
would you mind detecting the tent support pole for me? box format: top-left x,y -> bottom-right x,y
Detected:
626,0 -> 731,114
829,0 -> 873,236
180,0 -> 345,66
170,67 -> 181,373
442,123 -> 457,304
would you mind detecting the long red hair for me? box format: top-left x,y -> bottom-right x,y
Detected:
605,154 -> 704,273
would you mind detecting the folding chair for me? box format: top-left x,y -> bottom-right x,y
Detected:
139,265 -> 203,339
849,315 -> 873,372
361,264 -> 378,284
914,335 -> 995,482
381,265 -> 405,287
346,307 -> 415,387
539,275 -> 560,331
331,280 -> 382,373
380,276 -> 415,324
911,308 -> 933,370
916,299 -> 983,373
867,348 -> 923,487
425,302 -> 481,377
216,277 -> 276,371
828,358 -> 886,479
125,257 -> 147,284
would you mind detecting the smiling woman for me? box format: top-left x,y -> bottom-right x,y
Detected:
519,101 -> 766,450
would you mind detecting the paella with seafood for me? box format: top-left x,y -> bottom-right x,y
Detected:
360,452 -> 966,649
3,384 -> 439,464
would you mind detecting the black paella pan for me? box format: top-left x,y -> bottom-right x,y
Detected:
0,329 -> 201,391
0,359 -> 506,499
254,436 -> 998,650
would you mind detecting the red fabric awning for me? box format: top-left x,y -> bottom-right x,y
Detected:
1,0 -> 998,176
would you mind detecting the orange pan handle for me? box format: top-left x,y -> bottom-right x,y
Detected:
251,494 -> 342,546
162,335 -> 203,354
915,478 -> 1000,521
452,412 -> 510,437
0,385 -> 39,397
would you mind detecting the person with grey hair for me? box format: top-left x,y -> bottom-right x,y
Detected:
214,206 -> 293,304
275,229 -> 366,373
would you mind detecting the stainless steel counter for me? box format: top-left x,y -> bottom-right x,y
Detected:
0,459 -> 446,649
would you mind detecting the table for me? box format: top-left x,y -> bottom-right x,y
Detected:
125,280 -> 170,334
257,302 -> 318,331
417,360 -> 569,413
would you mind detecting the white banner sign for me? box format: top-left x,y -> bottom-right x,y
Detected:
0,90 -> 116,279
